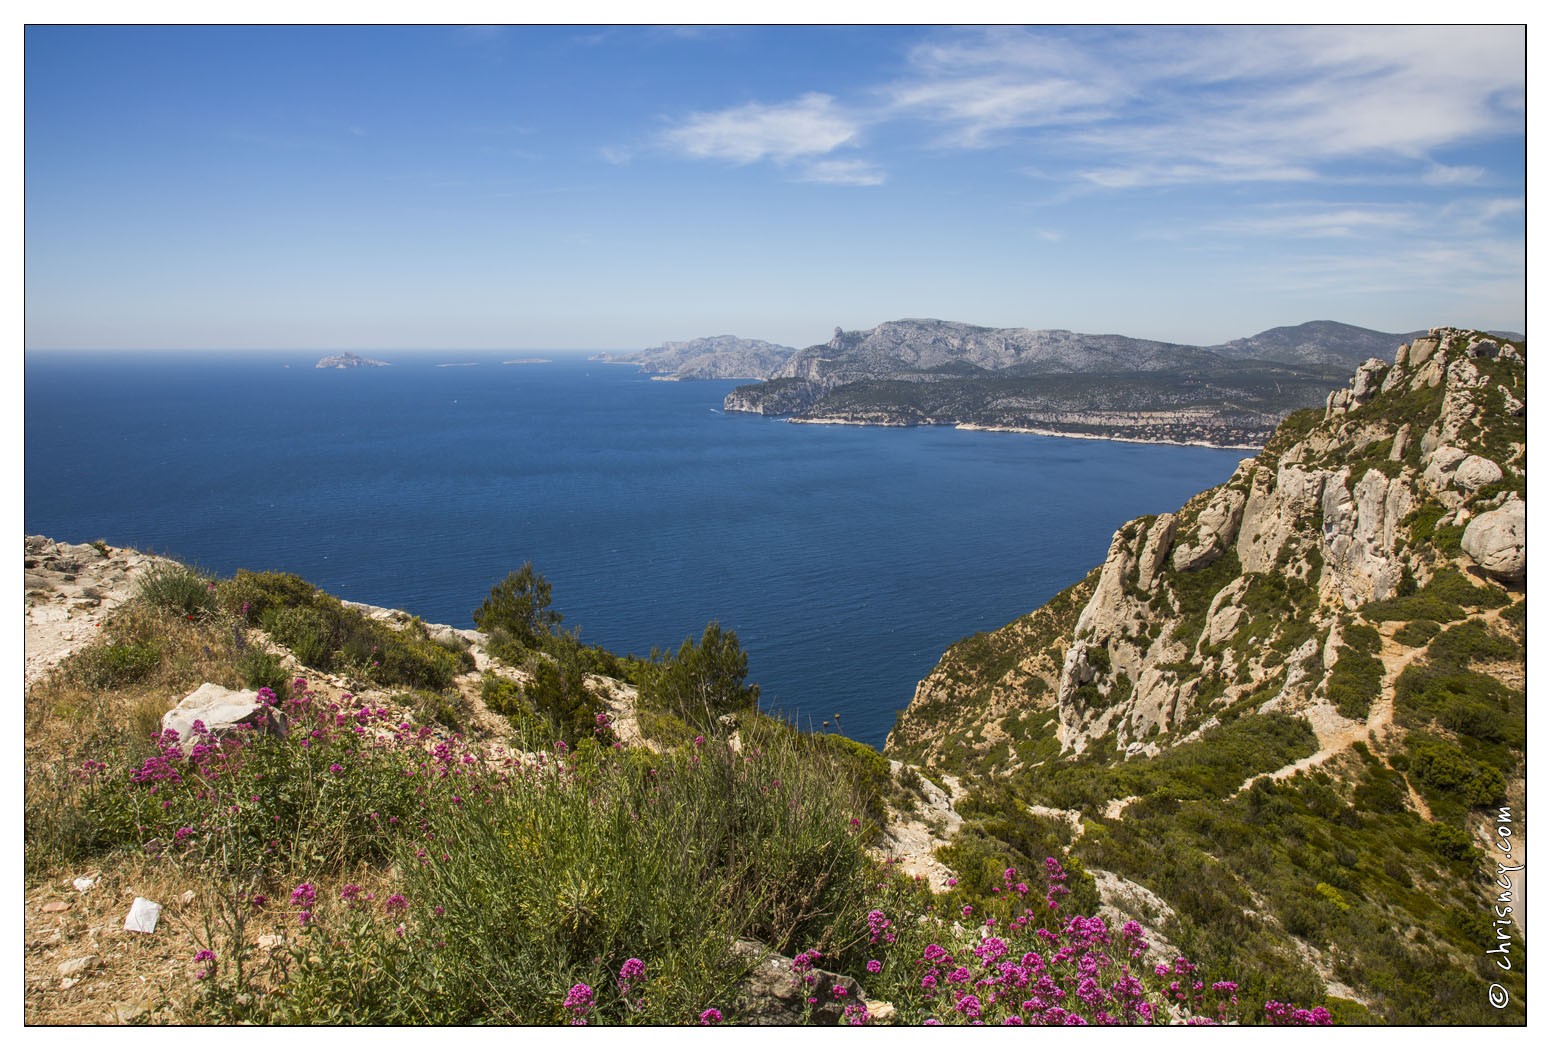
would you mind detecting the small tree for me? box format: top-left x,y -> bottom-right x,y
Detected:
645,621 -> 760,729
526,630 -> 596,746
473,563 -> 562,651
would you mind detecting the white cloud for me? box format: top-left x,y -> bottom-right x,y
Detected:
798,160 -> 885,186
1210,207 -> 1420,239
598,145 -> 632,166
890,26 -> 1525,187
662,93 -> 860,165
1422,164 -> 1487,185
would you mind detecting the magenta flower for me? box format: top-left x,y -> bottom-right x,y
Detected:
563,982 -> 594,1025
384,894 -> 409,916
291,883 -> 316,909
866,960 -> 882,974
698,1008 -> 723,1025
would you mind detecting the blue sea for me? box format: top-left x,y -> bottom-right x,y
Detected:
24,351 -> 1247,748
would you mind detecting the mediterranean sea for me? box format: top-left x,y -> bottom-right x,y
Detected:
24,351 -> 1249,748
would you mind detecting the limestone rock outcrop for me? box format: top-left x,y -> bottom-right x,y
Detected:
1040,325 -> 1522,754
1462,499 -> 1526,583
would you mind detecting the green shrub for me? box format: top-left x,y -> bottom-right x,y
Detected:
640,621 -> 759,730
1424,822 -> 1479,862
218,570 -> 319,625
262,606 -> 335,668
135,562 -> 219,618
1405,735 -> 1505,807
235,649 -> 291,699
1392,620 -> 1441,648
472,563 -> 562,650
1326,646 -> 1383,720
79,641 -> 161,688
1424,620 -> 1519,668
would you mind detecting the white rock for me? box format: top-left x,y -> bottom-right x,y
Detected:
1462,500 -> 1525,583
1453,455 -> 1502,491
160,683 -> 288,755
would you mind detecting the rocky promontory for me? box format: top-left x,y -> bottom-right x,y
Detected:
594,335 -> 797,380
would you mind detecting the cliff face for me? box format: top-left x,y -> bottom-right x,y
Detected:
1052,327 -> 1523,756
883,327 -> 1527,1023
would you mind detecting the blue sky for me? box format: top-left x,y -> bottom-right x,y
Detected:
24,24 -> 1526,350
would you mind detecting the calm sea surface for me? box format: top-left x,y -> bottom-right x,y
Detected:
24,351 -> 1247,747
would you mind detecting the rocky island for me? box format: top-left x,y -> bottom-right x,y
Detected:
314,352 -> 390,369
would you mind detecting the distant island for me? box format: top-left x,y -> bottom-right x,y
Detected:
437,362 -> 479,368
315,352 -> 390,369
502,358 -> 551,365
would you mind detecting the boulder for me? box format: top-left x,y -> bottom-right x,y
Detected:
1421,445 -> 1468,491
161,683 -> 288,755
1454,455 -> 1502,492
1462,500 -> 1525,583
729,938 -> 874,1024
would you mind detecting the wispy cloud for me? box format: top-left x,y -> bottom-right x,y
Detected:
798,159 -> 885,186
651,26 -> 1522,202
891,26 -> 1525,188
1209,206 -> 1421,239
662,92 -> 861,164
598,145 -> 632,166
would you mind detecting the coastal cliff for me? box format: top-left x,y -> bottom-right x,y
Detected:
886,326 -> 1527,1023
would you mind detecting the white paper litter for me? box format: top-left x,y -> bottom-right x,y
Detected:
123,897 -> 161,933
72,876 -> 97,893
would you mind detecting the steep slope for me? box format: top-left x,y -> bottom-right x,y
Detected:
885,326 -> 1527,1024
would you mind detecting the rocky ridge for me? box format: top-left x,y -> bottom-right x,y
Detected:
724,319 -> 1355,447
883,325 -> 1527,1021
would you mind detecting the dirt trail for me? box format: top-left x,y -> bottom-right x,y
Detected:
1232,627 -> 1431,797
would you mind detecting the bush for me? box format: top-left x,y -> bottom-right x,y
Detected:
218,570 -> 318,624
640,621 -> 760,730
1326,646 -> 1383,720
1392,620 -> 1441,648
235,649 -> 291,699
1405,735 -> 1505,807
1424,822 -> 1479,862
135,562 -> 219,619
472,563 -> 562,651
262,606 -> 334,668
1424,620 -> 1518,669
79,641 -> 161,688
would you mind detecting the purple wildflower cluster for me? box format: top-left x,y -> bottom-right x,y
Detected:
886,862 -> 1332,1026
